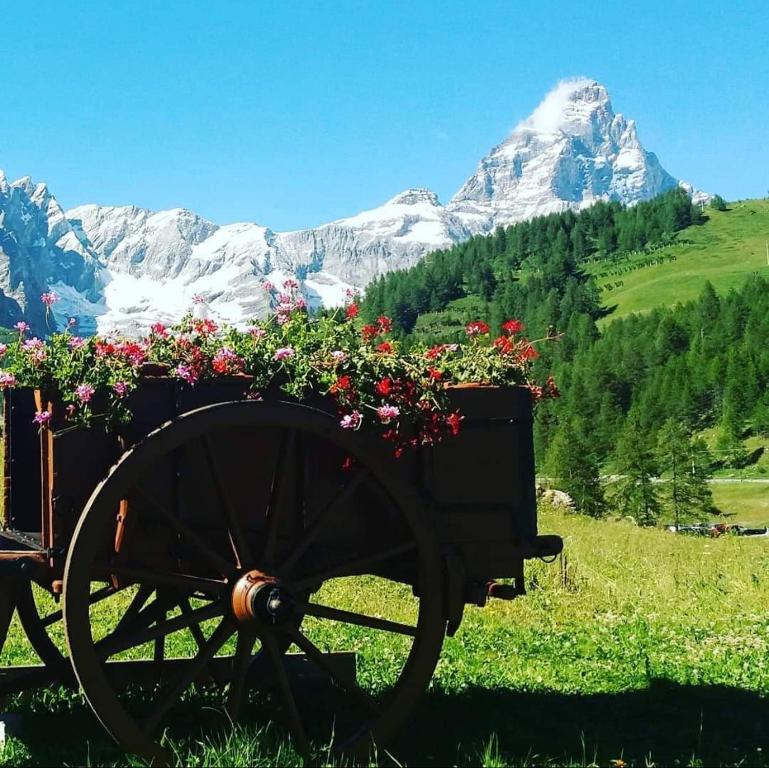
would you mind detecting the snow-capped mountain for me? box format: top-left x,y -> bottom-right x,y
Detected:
0,78 -> 706,334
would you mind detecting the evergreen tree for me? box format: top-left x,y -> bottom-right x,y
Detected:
656,420 -> 714,525
545,420 -> 606,518
608,413 -> 661,526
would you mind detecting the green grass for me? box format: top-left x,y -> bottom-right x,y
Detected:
710,481 -> 769,526
3,506 -> 769,766
587,199 -> 769,322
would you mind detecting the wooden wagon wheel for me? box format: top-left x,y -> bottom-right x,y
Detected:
63,400 -> 446,764
15,581 -> 68,671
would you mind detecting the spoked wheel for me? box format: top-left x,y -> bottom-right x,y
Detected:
63,401 -> 446,764
15,581 -> 68,671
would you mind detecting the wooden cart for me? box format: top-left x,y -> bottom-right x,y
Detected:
0,378 -> 562,762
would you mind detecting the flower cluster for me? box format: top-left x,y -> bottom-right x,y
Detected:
0,285 -> 555,452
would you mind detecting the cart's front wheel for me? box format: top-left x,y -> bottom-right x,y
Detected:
63,401 -> 445,764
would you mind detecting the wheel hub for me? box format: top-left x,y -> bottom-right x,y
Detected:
230,569 -> 295,626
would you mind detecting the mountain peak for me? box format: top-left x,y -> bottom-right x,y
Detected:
515,77 -> 610,136
386,188 -> 441,207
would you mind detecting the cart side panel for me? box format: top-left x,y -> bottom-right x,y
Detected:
3,388 -> 43,533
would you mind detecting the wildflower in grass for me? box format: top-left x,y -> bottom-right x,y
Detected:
274,346 -> 294,361
14,321 -> 29,334
376,405 -> 400,424
75,383 -> 95,404
112,381 -> 129,398
0,372 -> 16,389
340,410 -> 362,430
465,320 -> 490,337
33,410 -> 51,427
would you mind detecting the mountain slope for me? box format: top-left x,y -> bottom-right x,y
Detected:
590,199 -> 769,321
0,78 -> 705,334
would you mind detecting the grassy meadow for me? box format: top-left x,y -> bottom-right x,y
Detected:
2,505 -> 769,767
588,199 -> 769,322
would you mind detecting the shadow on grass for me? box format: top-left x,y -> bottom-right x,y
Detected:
395,679 -> 769,766
4,679 -> 769,766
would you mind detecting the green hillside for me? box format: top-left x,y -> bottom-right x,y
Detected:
591,199 -> 769,321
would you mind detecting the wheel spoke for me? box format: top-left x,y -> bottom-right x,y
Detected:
106,563 -> 227,598
201,435 -> 253,568
301,602 -> 417,637
133,488 -> 235,577
262,430 -> 297,567
41,584 -> 119,628
225,630 -> 257,721
292,541 -> 416,591
113,583 -> 155,634
279,468 -> 370,575
143,618 -> 235,734
286,626 -> 380,715
179,598 -> 208,650
263,633 -> 310,759
98,600 -> 224,659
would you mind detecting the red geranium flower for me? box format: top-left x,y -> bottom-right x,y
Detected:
446,411 -> 463,436
376,341 -> 393,355
377,315 -> 393,333
501,319 -> 523,335
330,374 -> 353,394
375,377 -> 393,396
465,320 -> 490,337
493,336 -> 516,355
345,303 -> 360,319
361,324 -> 378,342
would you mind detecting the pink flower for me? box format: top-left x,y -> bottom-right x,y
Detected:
331,350 -> 347,364
0,343 -> 7,357
150,322 -> 169,339
248,326 -> 267,339
33,410 -> 51,427
14,321 -> 29,334
262,281 -> 274,292
68,336 -> 86,350
0,372 -> 16,389
192,294 -> 206,304
340,410 -> 363,430
112,381 -> 128,398
66,404 -> 77,418
67,317 -> 77,328
75,383 -> 95,404
274,347 -> 295,361
376,405 -> 400,424
282,278 -> 299,291
40,290 -> 58,307
344,287 -> 359,300
175,363 -> 198,385
22,337 -> 44,351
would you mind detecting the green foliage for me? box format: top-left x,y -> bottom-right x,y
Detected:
710,194 -> 728,211
656,420 -> 714,524
607,413 -> 661,525
545,419 -> 606,518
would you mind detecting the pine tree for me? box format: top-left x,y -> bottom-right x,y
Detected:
656,420 -> 714,525
545,420 -> 606,518
608,413 -> 661,526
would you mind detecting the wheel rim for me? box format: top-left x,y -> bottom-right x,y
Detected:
63,400 -> 445,763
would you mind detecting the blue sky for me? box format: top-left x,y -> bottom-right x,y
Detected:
2,1 -> 767,230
